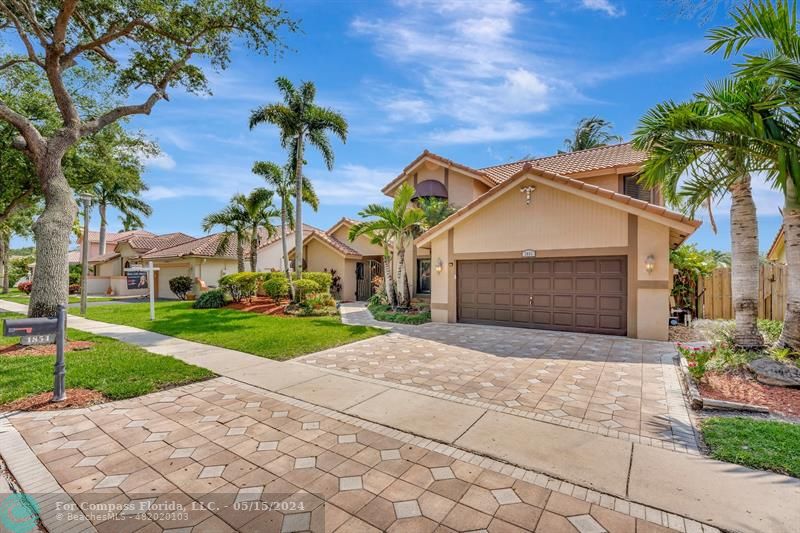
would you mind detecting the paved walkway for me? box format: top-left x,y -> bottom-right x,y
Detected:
1,299 -> 798,533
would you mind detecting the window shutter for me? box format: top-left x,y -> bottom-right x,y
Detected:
623,175 -> 652,203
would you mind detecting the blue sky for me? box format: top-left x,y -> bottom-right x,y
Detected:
13,0 -> 783,252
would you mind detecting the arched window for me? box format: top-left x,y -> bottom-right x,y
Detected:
412,180 -> 448,200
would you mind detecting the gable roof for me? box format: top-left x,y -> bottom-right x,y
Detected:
142,232 -> 239,260
257,224 -> 320,250
481,142 -> 647,183
767,226 -> 785,261
291,230 -> 363,259
80,229 -> 154,244
118,232 -> 195,252
381,150 -> 495,195
327,217 -> 359,235
415,163 -> 700,248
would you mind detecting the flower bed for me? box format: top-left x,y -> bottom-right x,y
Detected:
368,303 -> 430,325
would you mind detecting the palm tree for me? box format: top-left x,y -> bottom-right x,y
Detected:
202,203 -> 248,273
249,77 -> 348,279
416,197 -> 456,232
236,188 -> 280,272
92,180 -> 152,255
118,212 -> 145,232
351,225 -> 397,309
562,116 -> 623,153
633,78 -> 783,349
706,0 -> 800,350
349,183 -> 424,308
252,160 -> 319,281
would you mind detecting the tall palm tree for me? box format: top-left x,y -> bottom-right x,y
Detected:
351,225 -> 397,309
236,188 -> 280,272
349,183 -> 424,308
706,0 -> 800,350
562,116 -> 623,153
202,203 -> 248,273
92,180 -> 152,255
118,212 -> 145,232
633,77 -> 780,349
252,160 -> 319,280
249,77 -> 348,279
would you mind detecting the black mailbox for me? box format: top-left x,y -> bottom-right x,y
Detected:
3,317 -> 59,337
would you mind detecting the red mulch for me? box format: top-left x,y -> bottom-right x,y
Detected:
0,341 -> 94,357
699,371 -> 800,418
228,296 -> 289,315
0,389 -> 108,411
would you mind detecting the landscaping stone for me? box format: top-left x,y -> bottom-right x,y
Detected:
748,358 -> 800,387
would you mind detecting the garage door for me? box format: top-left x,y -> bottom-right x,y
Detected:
457,257 -> 627,335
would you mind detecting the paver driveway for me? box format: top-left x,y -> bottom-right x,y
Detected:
302,305 -> 696,451
5,378 -> 680,533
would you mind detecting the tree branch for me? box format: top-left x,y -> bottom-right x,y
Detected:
0,57 -> 32,71
0,189 -> 32,225
0,98 -> 45,158
0,1 -> 44,67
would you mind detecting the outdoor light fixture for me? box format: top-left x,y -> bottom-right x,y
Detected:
645,254 -> 655,274
435,259 -> 443,274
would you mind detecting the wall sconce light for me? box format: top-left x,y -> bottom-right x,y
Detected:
645,254 -> 655,274
435,259 -> 443,274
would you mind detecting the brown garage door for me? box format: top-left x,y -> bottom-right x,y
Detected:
458,257 -> 627,335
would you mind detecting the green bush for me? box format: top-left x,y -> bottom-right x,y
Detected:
302,272 -> 332,292
301,292 -> 336,312
676,343 -> 714,381
292,278 -> 320,300
193,289 -> 227,309
219,272 -> 260,303
169,276 -> 193,300
264,277 -> 290,300
69,264 -> 82,285
368,303 -> 431,325
9,256 -> 32,286
759,320 -> 783,345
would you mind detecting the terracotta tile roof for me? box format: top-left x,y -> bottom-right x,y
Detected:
301,230 -> 362,258
142,233 -> 239,260
327,217 -> 359,235
382,150 -> 493,194
81,229 -> 154,244
257,224 -> 319,250
88,251 -> 121,263
122,232 -> 195,252
481,142 -> 648,183
415,163 -> 700,247
67,250 -> 81,264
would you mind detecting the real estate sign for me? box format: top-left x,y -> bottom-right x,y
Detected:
127,271 -> 148,290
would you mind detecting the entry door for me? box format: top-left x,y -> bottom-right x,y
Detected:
457,257 -> 627,335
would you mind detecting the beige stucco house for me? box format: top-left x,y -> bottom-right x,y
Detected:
767,227 -> 785,263
256,224 -> 318,272
303,143 -> 700,341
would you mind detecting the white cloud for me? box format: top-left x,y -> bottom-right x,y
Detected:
351,0 -> 570,145
141,151 -> 177,170
310,164 -> 396,205
430,121 -> 549,144
580,0 -> 625,17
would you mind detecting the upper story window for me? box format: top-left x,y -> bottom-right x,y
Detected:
412,180 -> 448,201
622,175 -> 657,204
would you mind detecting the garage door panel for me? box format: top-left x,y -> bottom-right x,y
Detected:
458,256 -> 626,335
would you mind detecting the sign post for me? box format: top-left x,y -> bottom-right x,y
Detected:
125,262 -> 159,320
3,305 -> 68,402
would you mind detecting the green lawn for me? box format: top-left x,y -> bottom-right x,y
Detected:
0,312 -> 213,406
702,417 -> 800,478
0,288 -> 113,304
72,301 -> 385,361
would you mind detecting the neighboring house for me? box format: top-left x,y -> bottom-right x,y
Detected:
304,142 -> 701,341
256,224 -> 318,272
767,226 -> 785,263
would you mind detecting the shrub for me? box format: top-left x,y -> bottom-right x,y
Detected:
264,277 -> 290,300
16,281 -> 32,294
9,256 -> 33,286
368,303 -> 431,325
677,343 -> 715,381
292,278 -> 321,300
301,292 -> 336,312
193,289 -> 227,309
219,272 -> 260,303
169,276 -> 193,300
325,268 -> 342,298
302,272 -> 332,292
759,320 -> 783,345
69,264 -> 82,285
68,284 -> 81,295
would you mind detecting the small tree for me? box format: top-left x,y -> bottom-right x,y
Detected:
669,245 -> 717,317
0,1 -> 295,317
168,276 -> 193,300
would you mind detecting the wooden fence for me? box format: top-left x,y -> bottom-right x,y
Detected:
697,263 -> 787,320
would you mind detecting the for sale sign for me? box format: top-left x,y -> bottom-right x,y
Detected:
127,270 -> 148,289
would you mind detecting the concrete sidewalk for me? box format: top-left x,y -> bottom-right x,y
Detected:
2,299 -> 798,533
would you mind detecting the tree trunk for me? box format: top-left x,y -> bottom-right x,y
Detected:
729,173 -> 763,349
779,193 -> 800,350
294,133 -> 305,282
280,199 -> 295,300
0,233 -> 8,294
236,237 -> 245,273
29,157 -> 77,317
249,227 -> 258,272
396,243 -> 410,308
382,245 -> 397,309
98,200 -> 107,255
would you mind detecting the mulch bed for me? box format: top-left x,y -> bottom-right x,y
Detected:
228,296 -> 288,315
0,341 -> 94,357
0,389 -> 108,411
699,371 -> 800,418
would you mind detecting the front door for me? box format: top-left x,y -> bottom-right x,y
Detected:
417,258 -> 431,294
355,262 -> 369,301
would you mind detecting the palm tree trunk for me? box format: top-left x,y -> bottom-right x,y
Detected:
294,132 -> 305,281
250,230 -> 258,272
0,233 -> 9,294
98,200 -> 108,255
382,245 -> 397,309
280,199 -> 295,300
396,243 -> 410,308
779,186 -> 800,350
729,173 -> 763,349
237,237 -> 245,273
29,158 -> 78,317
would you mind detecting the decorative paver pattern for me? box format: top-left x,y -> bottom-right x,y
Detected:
310,304 -> 698,451
6,379 -> 702,532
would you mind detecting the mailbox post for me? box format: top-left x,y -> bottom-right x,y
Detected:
3,304 -> 68,402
